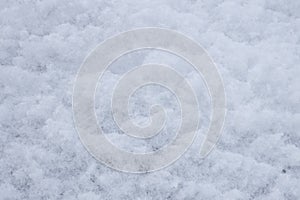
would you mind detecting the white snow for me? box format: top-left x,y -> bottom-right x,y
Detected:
0,0 -> 299,199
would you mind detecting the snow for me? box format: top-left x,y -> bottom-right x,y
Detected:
0,0 -> 300,199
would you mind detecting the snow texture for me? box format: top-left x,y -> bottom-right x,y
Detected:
0,0 -> 300,199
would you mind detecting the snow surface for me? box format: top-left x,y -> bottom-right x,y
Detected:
0,0 -> 300,199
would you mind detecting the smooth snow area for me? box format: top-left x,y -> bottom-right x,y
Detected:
0,0 -> 300,199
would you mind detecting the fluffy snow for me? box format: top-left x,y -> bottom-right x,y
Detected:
0,0 -> 300,199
